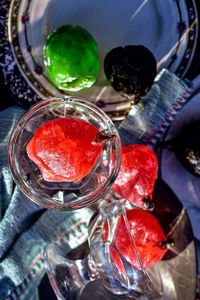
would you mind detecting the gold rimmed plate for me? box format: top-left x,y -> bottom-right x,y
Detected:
8,0 -> 198,120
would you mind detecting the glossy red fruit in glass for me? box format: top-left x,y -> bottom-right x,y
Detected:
26,118 -> 103,182
110,209 -> 167,270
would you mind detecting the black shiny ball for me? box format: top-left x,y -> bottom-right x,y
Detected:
104,45 -> 157,103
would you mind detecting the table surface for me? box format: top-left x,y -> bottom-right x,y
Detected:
0,1 -> 200,299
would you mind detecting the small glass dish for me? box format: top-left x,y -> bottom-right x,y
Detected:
9,97 -> 121,210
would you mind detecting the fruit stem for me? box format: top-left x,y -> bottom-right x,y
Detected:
159,238 -> 174,248
143,198 -> 154,211
94,132 -> 117,145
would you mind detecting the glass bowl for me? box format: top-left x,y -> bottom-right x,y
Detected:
9,97 -> 121,210
44,200 -> 162,299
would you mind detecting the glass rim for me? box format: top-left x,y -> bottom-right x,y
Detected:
9,96 -> 122,210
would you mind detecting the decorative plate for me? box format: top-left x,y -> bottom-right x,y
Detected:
8,0 -> 198,120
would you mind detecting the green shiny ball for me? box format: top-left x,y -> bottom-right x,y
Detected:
44,25 -> 100,91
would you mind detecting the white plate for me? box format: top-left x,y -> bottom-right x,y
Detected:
8,0 -> 198,120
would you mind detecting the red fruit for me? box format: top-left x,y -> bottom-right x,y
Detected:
26,118 -> 103,182
112,209 -> 167,270
109,246 -> 126,275
112,144 -> 158,209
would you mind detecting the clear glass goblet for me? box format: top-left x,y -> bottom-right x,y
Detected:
9,97 -> 121,210
45,200 -> 163,299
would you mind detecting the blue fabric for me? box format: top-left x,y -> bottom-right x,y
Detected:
119,69 -> 192,147
0,69 -> 199,299
0,107 -> 93,299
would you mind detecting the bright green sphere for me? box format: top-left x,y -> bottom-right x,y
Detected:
44,25 -> 100,91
